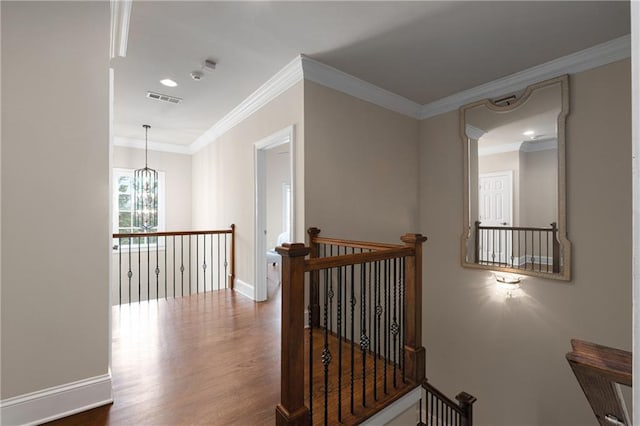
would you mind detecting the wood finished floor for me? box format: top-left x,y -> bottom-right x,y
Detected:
46,266 -> 412,425
46,288 -> 281,426
305,330 -> 415,425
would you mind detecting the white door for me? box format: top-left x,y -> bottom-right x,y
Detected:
478,171 -> 512,265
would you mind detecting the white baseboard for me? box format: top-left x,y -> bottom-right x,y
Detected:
0,373 -> 113,426
234,278 -> 255,300
361,386 -> 421,425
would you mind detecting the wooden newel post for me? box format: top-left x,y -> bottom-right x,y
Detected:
456,392 -> 477,426
275,243 -> 310,426
307,227 -> 321,327
401,233 -> 427,384
229,224 -> 236,289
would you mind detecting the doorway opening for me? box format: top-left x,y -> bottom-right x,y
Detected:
254,125 -> 295,302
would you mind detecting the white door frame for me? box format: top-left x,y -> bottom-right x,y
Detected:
254,125 -> 295,302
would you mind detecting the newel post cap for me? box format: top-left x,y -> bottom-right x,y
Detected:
276,243 -> 310,257
307,227 -> 321,237
401,233 -> 428,245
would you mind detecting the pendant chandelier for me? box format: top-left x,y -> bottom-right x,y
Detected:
134,124 -> 158,232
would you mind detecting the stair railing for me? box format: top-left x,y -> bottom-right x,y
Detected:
111,224 -> 235,304
419,379 -> 477,426
276,228 -> 427,425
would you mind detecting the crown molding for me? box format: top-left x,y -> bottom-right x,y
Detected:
163,34 -> 630,155
419,34 -> 631,120
113,136 -> 192,155
300,54 -> 422,119
521,138 -> 557,153
110,0 -> 132,59
478,138 -> 557,156
189,55 -> 303,154
479,141 -> 523,157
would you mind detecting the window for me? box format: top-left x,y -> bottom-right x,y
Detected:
113,168 -> 166,247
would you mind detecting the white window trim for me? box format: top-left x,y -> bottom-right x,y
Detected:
112,168 -> 166,251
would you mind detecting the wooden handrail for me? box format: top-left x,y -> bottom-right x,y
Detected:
304,246 -> 414,271
566,339 -> 632,426
422,379 -> 465,416
113,229 -> 232,238
311,236 -> 403,251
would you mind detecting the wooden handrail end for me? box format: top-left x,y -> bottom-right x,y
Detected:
455,391 -> 477,406
276,243 -> 310,257
401,233 -> 428,245
307,227 -> 321,237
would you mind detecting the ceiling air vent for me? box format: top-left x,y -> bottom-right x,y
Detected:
146,91 -> 182,104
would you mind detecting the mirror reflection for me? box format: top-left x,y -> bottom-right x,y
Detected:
461,76 -> 571,280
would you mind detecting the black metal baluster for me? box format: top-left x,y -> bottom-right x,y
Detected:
322,268 -> 330,426
211,233 -> 214,290
128,238 -> 132,304
374,261 -> 379,401
538,230 -> 542,272
203,234 -> 207,293
401,257 -> 406,383
172,236 -> 176,298
530,230 -> 535,269
430,391 -> 434,426
138,238 -> 141,302
164,236 -> 167,299
384,259 -> 389,394
546,230 -> 550,273
196,235 -> 199,294
188,235 -> 192,294
329,245 -> 334,333
118,239 -> 122,305
308,302 -> 313,426
224,233 -> 228,289
181,235 -> 184,297
392,258 -> 398,388
147,237 -> 150,300
156,236 -> 159,299
337,261 -> 343,422
491,229 -> 495,265
361,261 -> 367,407
350,263 -> 355,414
218,234 -> 221,291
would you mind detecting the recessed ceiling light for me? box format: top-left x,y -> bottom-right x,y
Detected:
523,130 -> 535,136
160,78 -> 178,87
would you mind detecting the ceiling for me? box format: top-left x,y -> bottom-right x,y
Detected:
112,1 -> 630,147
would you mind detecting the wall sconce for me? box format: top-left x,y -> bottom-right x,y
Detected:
493,272 -> 522,299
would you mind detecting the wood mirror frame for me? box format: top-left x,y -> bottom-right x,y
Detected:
460,75 -> 571,281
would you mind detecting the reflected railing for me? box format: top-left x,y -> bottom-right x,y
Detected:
474,221 -> 559,274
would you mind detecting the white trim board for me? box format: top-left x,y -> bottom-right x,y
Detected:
361,386 -> 421,425
0,374 -> 113,426
126,34 -> 630,155
234,278 -> 255,301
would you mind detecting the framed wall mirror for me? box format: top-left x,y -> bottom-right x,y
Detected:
460,75 -> 571,281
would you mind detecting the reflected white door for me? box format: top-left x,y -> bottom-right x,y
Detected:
478,171 -> 512,264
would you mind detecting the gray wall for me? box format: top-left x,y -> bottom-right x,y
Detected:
418,59 -> 631,426
1,1 -> 110,398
